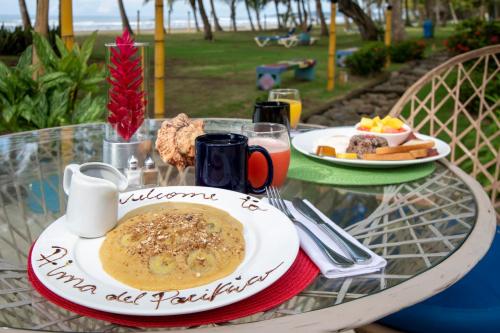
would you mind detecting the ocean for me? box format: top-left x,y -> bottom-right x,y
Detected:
0,13 -> 345,32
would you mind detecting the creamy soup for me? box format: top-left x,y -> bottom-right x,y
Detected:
99,202 -> 245,291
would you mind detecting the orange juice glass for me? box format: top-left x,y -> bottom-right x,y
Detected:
269,89 -> 302,128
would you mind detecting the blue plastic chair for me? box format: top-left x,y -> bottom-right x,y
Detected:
379,226 -> 500,333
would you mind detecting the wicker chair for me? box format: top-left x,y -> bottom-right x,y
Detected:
388,45 -> 500,221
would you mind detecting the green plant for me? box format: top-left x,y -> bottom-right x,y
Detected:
345,43 -> 387,76
389,40 -> 426,63
0,32 -> 106,133
444,18 -> 500,54
0,25 -> 60,56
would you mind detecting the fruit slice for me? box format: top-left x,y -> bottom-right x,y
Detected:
385,117 -> 404,129
316,145 -> 336,157
336,153 -> 357,159
148,254 -> 177,275
187,249 -> 216,274
205,219 -> 222,233
360,117 -> 373,128
120,233 -> 141,247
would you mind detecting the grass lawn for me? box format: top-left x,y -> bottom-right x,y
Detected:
71,26 -> 454,119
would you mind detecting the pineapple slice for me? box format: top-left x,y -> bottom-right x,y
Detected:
336,153 -> 357,159
359,117 -> 373,129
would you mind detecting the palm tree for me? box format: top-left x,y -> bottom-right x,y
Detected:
296,0 -> 303,28
18,0 -> 32,30
244,0 -> 256,31
249,0 -> 265,30
117,0 -> 134,33
209,0 -> 223,31
167,0 -> 175,33
34,0 -> 49,36
273,0 -> 282,29
300,0 -> 308,30
197,0 -> 213,40
189,0 -> 201,32
223,0 -> 238,31
33,0 -> 49,74
315,0 -> 328,36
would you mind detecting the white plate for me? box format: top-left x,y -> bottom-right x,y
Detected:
31,186 -> 299,316
292,127 -> 451,168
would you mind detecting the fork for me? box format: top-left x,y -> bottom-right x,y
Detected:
266,186 -> 354,267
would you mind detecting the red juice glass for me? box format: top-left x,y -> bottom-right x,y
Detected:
242,123 -> 291,188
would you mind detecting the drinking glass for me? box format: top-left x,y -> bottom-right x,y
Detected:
268,89 -> 302,129
241,123 -> 291,188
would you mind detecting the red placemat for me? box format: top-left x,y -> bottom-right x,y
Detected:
28,244 -> 318,328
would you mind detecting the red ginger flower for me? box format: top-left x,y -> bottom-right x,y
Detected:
107,29 -> 147,141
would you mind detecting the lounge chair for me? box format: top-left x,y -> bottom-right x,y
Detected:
254,27 -> 296,47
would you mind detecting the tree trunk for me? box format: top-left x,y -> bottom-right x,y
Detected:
404,0 -> 411,26
425,0 -> 434,21
412,0 -> 420,23
117,0 -> 134,34
197,0 -> 213,40
307,0 -> 312,25
315,0 -> 328,36
230,0 -> 237,31
434,0 -> 441,26
274,0 -> 282,29
19,0 -> 32,30
189,0 -> 201,32
255,5 -> 263,31
209,0 -> 223,31
479,0 -> 486,20
338,0 -> 379,40
296,0 -> 304,27
301,0 -> 308,30
244,0 -> 256,31
448,0 -> 458,23
33,0 -> 49,74
390,0 -> 406,42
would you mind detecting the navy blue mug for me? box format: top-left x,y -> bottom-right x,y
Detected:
195,133 -> 274,194
253,101 -> 291,131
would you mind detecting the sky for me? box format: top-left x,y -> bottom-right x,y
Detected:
1,0 -> 289,20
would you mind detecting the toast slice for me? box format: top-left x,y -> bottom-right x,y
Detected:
363,152 -> 415,161
376,140 -> 435,155
409,148 -> 429,159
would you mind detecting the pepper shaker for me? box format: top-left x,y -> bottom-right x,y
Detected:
125,155 -> 142,189
142,155 -> 159,187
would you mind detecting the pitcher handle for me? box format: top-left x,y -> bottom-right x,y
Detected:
63,164 -> 79,195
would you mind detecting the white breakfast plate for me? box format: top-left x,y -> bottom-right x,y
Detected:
292,127 -> 451,168
31,186 -> 299,316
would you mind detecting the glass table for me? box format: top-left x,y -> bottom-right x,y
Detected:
0,119 -> 496,332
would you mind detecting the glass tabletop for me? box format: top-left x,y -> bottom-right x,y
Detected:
0,119 -> 477,332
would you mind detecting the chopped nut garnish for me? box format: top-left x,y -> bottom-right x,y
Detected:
119,210 -> 223,263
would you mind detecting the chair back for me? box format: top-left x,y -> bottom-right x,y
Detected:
389,45 -> 500,221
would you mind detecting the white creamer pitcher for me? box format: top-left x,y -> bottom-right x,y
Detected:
63,162 -> 128,238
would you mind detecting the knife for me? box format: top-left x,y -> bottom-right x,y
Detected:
292,198 -> 372,264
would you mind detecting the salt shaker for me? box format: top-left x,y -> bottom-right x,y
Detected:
142,155 -> 159,187
125,155 -> 142,189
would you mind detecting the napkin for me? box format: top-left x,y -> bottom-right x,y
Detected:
264,198 -> 386,279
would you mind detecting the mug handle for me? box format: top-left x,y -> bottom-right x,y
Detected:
63,164 -> 79,196
247,146 -> 274,194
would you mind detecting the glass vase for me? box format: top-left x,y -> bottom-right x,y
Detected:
103,41 -> 152,170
